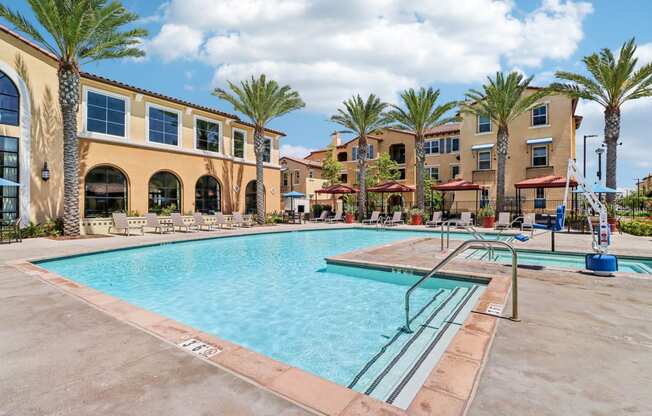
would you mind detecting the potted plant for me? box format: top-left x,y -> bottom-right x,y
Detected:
409,208 -> 424,225
343,195 -> 356,223
606,203 -> 618,232
478,205 -> 495,228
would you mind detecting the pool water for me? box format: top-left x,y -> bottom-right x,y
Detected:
37,229 -> 480,389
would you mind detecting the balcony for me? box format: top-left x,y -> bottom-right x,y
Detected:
526,165 -> 554,179
472,169 -> 495,184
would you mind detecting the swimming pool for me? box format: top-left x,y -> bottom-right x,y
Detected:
37,228 -> 484,407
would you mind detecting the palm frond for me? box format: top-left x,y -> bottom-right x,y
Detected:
330,94 -> 390,139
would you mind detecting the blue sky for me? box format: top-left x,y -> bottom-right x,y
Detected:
7,0 -> 652,190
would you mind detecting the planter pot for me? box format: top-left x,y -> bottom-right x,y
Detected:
608,217 -> 618,232
482,216 -> 495,228
344,213 -> 355,223
411,214 -> 423,225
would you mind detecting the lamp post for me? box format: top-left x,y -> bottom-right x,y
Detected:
583,134 -> 598,178
636,178 -> 642,215
595,147 -> 605,182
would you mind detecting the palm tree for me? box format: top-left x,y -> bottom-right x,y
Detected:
0,1 -> 147,236
552,39 -> 652,202
214,75 -> 304,224
460,72 -> 549,213
388,87 -> 458,210
330,94 -> 390,219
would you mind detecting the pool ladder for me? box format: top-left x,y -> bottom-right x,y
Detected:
402,239 -> 520,333
439,220 -> 496,261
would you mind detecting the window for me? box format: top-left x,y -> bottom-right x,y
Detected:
477,115 -> 491,133
282,172 -> 289,187
389,144 -> 405,164
480,188 -> 490,208
451,165 -> 460,179
435,137 -> 460,154
309,169 -> 314,179
532,104 -> 548,126
195,176 -> 221,213
477,150 -> 491,170
263,137 -> 271,163
84,166 -> 128,218
337,152 -> 347,162
245,180 -> 264,214
86,90 -> 126,137
535,187 -> 546,209
0,136 -> 18,221
0,71 -> 19,126
233,130 -> 245,158
148,171 -> 181,213
425,140 -> 439,154
532,145 -> 548,167
293,170 -> 300,185
148,105 -> 179,146
352,144 -> 374,160
195,118 -> 220,152
427,166 -> 439,181
451,137 -> 460,152
398,168 -> 406,180
340,173 -> 348,183
352,147 -> 358,161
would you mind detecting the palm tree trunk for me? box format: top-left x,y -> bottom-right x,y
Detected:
253,127 -> 266,224
357,136 -> 367,220
59,66 -> 81,236
495,125 -> 509,215
415,133 -> 425,211
604,108 -> 620,204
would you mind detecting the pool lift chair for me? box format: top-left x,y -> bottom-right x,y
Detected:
513,159 -> 618,276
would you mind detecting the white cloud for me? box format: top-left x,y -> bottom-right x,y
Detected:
281,144 -> 316,158
148,0 -> 592,112
635,42 -> 652,68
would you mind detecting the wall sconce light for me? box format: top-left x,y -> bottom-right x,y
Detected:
41,162 -> 50,181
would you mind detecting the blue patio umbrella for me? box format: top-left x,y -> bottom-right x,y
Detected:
573,183 -> 619,194
282,191 -> 305,212
0,178 -> 20,187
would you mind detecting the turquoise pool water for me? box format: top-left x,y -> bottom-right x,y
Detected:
37,229 -> 480,387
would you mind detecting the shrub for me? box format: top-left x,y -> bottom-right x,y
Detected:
478,205 -> 495,218
18,218 -> 63,239
620,220 -> 652,236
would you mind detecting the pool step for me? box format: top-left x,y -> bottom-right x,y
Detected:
348,284 -> 481,409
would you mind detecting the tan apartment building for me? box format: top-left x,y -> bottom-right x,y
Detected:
303,88 -> 580,213
279,156 -> 327,211
0,25 -> 283,230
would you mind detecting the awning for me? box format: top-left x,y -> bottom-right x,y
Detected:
526,137 -> 553,145
471,143 -> 494,151
515,175 -> 577,189
433,179 -> 480,191
282,191 -> 305,198
367,181 -> 415,193
315,184 -> 359,194
0,178 -> 20,187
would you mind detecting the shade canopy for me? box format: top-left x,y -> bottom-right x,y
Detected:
514,175 -> 577,189
573,183 -> 619,194
315,184 -> 359,194
282,191 -> 305,198
433,179 -> 480,191
0,178 -> 20,187
367,181 -> 415,193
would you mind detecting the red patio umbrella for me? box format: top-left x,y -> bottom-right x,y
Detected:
367,181 -> 415,214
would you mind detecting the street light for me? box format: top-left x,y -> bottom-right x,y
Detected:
595,147 -> 605,182
583,134 -> 599,178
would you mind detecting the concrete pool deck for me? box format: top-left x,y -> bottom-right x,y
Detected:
1,223 -> 651,415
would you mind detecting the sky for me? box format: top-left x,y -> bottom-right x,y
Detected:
7,0 -> 652,191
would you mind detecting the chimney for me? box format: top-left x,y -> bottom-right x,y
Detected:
331,131 -> 341,147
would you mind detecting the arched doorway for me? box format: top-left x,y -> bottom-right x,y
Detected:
149,171 -> 181,213
387,194 -> 404,211
84,166 -> 128,217
195,176 -> 221,213
244,180 -> 264,214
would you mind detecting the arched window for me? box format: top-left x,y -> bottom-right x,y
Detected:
244,180 -> 264,214
195,176 -> 221,213
149,171 -> 180,213
0,71 -> 19,126
84,166 -> 128,217
337,152 -> 347,162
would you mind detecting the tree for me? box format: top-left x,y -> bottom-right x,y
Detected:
388,87 -> 458,210
214,75 -> 304,224
330,94 -> 390,219
367,152 -> 400,187
552,39 -> 652,203
460,72 -> 549,213
0,0 -> 148,235
321,145 -> 342,186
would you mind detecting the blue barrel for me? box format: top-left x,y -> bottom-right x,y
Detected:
585,254 -> 618,275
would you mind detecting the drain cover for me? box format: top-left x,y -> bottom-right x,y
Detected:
178,338 -> 221,358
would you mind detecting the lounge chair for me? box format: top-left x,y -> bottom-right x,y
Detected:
233,212 -> 254,228
425,211 -> 443,227
362,211 -> 381,225
215,212 -> 232,229
495,212 -> 511,229
109,213 -> 143,236
193,212 -> 219,231
457,212 -> 472,227
521,213 -> 536,236
144,213 -> 173,234
327,211 -> 343,223
170,213 -> 193,232
385,211 -> 404,227
311,211 -> 329,222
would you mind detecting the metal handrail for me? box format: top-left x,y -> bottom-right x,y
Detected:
403,239 -> 519,333
440,220 -> 495,260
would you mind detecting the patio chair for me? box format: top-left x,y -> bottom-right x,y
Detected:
495,212 -> 511,229
385,211 -> 404,227
0,216 -> 22,243
215,212 -> 233,229
457,212 -> 472,227
311,210 -> 329,222
521,213 -> 536,236
144,213 -> 173,234
232,212 -> 254,228
170,213 -> 193,232
109,213 -> 143,236
327,211 -> 343,223
426,211 -> 443,227
193,212 -> 219,231
362,211 -> 381,225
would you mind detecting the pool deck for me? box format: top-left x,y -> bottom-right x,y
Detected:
1,223 -> 652,415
